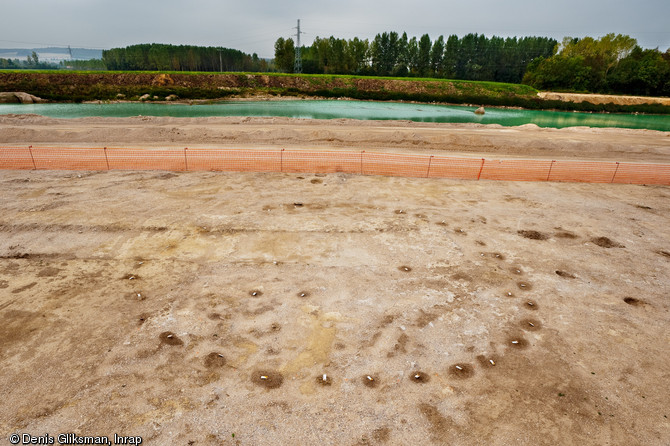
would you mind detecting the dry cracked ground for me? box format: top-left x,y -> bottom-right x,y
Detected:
0,169 -> 669,445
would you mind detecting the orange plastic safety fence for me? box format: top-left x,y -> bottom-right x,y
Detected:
547,160 -> 618,183
1,146 -> 669,186
613,162 -> 670,185
480,159 -> 554,182
186,148 -> 281,172
282,150 -> 361,175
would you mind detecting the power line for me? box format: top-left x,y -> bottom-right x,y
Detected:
294,19 -> 303,73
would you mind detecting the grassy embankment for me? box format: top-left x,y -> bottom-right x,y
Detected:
1,70 -> 668,114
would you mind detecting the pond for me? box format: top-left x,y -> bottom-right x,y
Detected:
1,100 -> 668,131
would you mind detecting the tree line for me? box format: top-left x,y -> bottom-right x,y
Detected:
275,32 -> 557,83
102,43 -> 268,72
276,31 -> 670,96
523,34 -> 670,96
0,51 -> 56,69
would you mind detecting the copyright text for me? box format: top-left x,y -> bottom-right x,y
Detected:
8,433 -> 142,445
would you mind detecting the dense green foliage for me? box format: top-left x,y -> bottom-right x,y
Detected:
60,59 -> 107,70
276,32 -> 557,84
274,38 -> 295,73
102,43 -> 268,72
523,34 -> 670,95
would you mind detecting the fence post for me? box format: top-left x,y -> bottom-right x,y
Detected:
184,147 -> 188,171
426,155 -> 433,178
103,147 -> 110,170
477,158 -> 485,180
546,160 -> 555,182
611,162 -> 620,183
28,146 -> 36,170
280,148 -> 285,172
360,151 -> 365,175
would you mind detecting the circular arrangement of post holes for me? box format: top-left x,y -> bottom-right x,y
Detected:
155,249 -> 553,390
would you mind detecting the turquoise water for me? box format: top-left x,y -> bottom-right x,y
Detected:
1,100 -> 668,131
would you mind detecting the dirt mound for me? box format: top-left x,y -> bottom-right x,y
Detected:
539,92 -> 670,106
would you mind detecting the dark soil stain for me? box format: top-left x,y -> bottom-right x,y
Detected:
137,313 -> 150,326
310,178 -> 323,184
355,426 -> 391,446
0,280 -> 8,289
394,209 -> 406,215
635,204 -> 652,210
507,336 -> 530,349
251,370 -> 284,389
518,230 -> 549,240
246,303 -> 276,316
476,354 -> 499,368
121,273 -> 140,281
11,282 -> 37,294
524,300 -> 539,310
380,314 -> 395,326
159,331 -> 183,346
418,403 -> 453,436
657,250 -> 670,258
591,237 -> 624,248
398,265 -> 412,272
204,352 -> 227,368
372,426 -> 391,443
448,363 -> 475,379
394,333 -> 409,353
451,272 -> 472,283
155,172 -> 177,180
555,270 -> 576,279
554,230 -> 578,239
362,374 -> 379,388
0,252 -> 61,260
415,310 -> 438,328
520,318 -> 542,331
248,290 -> 263,297
516,281 -> 532,291
623,297 -> 644,306
296,291 -> 310,298
36,267 -> 61,277
316,373 -> 332,386
410,371 -> 430,383
454,228 -> 467,235
388,333 -> 409,357
510,267 -> 524,275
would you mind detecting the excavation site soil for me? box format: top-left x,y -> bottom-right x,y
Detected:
1,115 -> 669,445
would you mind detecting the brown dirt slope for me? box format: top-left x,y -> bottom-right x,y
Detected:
539,92 -> 670,106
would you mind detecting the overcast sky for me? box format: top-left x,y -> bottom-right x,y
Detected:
1,0 -> 668,58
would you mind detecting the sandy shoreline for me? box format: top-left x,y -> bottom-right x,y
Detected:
1,115 -> 669,163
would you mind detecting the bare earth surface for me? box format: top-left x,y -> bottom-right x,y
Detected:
538,92 -> 670,106
1,116 -> 670,445
1,114 -> 670,162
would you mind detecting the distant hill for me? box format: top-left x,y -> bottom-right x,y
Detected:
0,47 -> 103,62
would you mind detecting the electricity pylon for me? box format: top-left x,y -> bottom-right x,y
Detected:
294,19 -> 302,73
